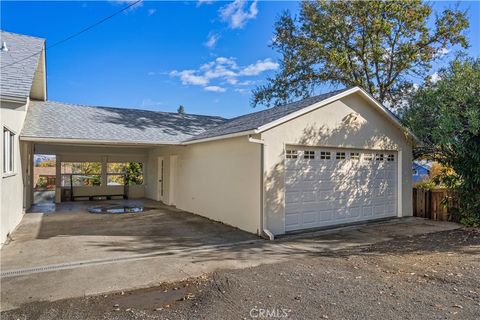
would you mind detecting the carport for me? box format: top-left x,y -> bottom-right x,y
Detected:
19,100 -> 226,209
32,142 -> 149,203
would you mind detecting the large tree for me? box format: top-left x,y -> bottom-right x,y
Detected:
253,0 -> 469,108
402,56 -> 480,226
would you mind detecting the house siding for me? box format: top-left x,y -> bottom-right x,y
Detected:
1,100 -> 30,246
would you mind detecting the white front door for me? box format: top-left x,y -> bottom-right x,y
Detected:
157,157 -> 164,202
284,147 -> 397,232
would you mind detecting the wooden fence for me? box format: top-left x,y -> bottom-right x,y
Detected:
413,188 -> 453,221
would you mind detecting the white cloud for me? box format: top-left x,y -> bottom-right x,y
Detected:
197,0 -> 214,6
204,33 -> 220,49
205,86 -> 227,92
169,70 -> 209,86
148,8 -> 157,16
169,56 -> 278,91
219,0 -> 258,29
430,72 -> 441,83
240,58 -> 279,76
234,88 -> 249,94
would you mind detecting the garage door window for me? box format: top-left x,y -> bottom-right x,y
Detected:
286,150 -> 298,159
350,152 -> 360,160
364,153 -> 373,161
320,151 -> 331,160
387,154 -> 395,162
304,150 -> 315,159
375,154 -> 384,161
336,152 -> 346,160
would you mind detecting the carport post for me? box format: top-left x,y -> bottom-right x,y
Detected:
101,156 -> 108,187
55,156 -> 61,203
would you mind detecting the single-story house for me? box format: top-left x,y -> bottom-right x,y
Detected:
412,160 -> 432,183
1,30 -> 417,245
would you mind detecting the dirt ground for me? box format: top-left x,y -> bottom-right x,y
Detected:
2,228 -> 479,320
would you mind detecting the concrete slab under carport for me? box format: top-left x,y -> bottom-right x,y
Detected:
0,202 -> 461,311
0,199 -> 258,270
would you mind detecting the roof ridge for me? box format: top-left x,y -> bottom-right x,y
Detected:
31,100 -> 227,120
0,30 -> 46,42
210,88 -> 350,125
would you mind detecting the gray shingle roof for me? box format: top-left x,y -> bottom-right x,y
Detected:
21,100 -> 227,144
21,89 -> 351,144
188,88 -> 350,141
0,31 -> 45,100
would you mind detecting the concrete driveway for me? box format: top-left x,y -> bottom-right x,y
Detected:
0,200 -> 461,311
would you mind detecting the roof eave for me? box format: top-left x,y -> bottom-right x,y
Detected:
0,94 -> 28,104
182,129 -> 257,145
19,136 -> 183,147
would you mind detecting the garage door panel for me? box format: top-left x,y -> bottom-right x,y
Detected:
316,199 -> 335,210
285,146 -> 397,232
301,191 -> 316,203
301,210 -> 318,226
285,213 -> 301,230
362,206 -> 373,217
318,209 -> 334,222
285,191 -> 301,204
373,204 -> 386,216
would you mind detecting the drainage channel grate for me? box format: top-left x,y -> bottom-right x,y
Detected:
0,256 -> 145,278
1,239 -> 260,278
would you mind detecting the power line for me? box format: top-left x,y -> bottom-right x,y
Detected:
2,0 -> 143,68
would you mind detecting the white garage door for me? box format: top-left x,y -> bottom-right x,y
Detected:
285,147 -> 397,232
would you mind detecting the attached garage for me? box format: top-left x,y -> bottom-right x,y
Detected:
284,147 -> 397,231
259,87 -> 416,236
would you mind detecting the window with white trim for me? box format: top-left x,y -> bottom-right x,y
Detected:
375,154 -> 384,161
363,153 -> 373,161
320,151 -> 331,160
350,152 -> 360,160
304,150 -> 315,159
3,128 -> 14,174
286,150 -> 298,159
336,152 -> 346,160
387,154 -> 395,162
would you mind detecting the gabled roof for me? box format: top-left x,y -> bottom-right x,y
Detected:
0,30 -> 45,102
20,87 -> 418,146
186,86 -> 418,144
188,88 -> 350,142
21,100 -> 226,145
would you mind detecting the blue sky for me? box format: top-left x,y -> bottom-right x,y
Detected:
1,1 -> 479,118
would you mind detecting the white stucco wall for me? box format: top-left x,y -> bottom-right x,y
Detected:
261,92 -> 414,235
1,100 -> 28,246
147,136 -> 262,234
